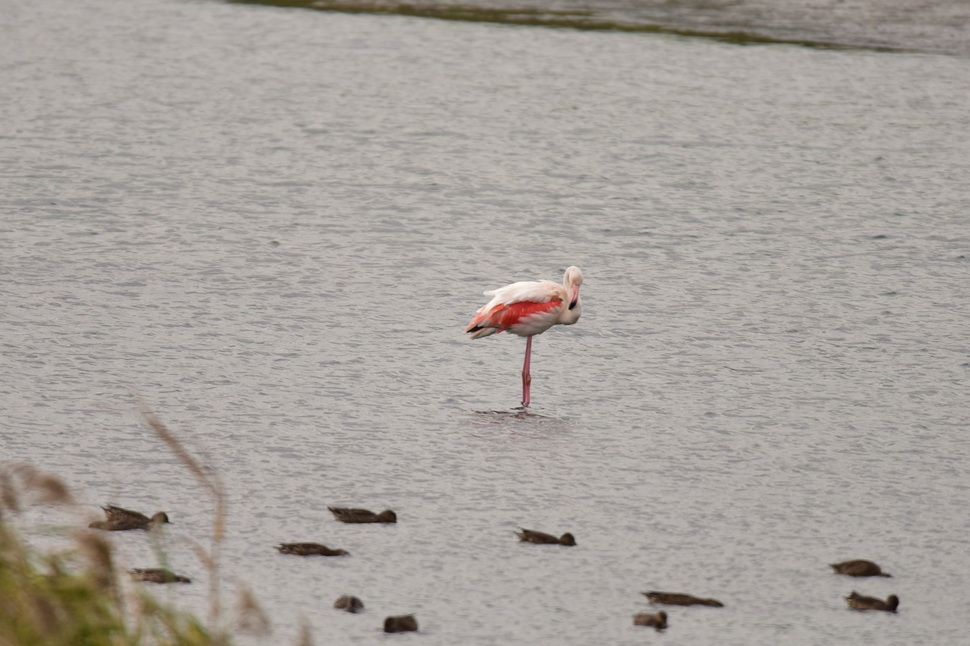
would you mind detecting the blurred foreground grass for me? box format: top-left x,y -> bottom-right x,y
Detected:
0,402 -> 305,646
0,462 -> 222,646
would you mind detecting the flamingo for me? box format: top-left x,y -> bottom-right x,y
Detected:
464,266 -> 583,408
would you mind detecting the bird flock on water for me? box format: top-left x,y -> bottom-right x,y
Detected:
82,267 -> 902,635
89,499 -> 901,634
88,503 -> 418,632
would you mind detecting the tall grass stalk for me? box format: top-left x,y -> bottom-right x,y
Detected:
134,398 -> 226,628
0,463 -> 219,646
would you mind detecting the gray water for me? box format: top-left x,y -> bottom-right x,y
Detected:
2,0 -> 970,644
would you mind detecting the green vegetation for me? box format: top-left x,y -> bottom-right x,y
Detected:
0,403 -> 311,645
0,463 -> 222,646
227,0 -> 900,50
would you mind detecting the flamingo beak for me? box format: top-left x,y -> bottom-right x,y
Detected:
568,285 -> 580,310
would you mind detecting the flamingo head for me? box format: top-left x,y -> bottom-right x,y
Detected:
558,266 -> 583,325
564,266 -> 583,311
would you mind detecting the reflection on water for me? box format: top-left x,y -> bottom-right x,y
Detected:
468,409 -> 575,441
473,408 -> 544,419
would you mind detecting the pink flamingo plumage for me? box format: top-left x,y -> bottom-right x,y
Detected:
465,266 -> 584,407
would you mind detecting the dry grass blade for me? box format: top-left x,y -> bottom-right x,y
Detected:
234,584 -> 271,637
1,462 -> 75,518
0,466 -> 22,513
133,395 -> 227,628
294,617 -> 314,646
135,401 -> 224,517
27,593 -> 59,639
74,530 -> 117,592
27,472 -> 76,506
189,539 -> 216,573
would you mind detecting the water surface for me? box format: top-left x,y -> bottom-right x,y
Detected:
2,0 -> 969,644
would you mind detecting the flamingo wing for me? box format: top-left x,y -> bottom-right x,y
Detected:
465,280 -> 566,338
466,298 -> 564,338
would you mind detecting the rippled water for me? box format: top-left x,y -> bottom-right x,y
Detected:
2,0 -> 970,644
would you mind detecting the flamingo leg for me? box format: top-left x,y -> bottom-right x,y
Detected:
521,335 -> 533,408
